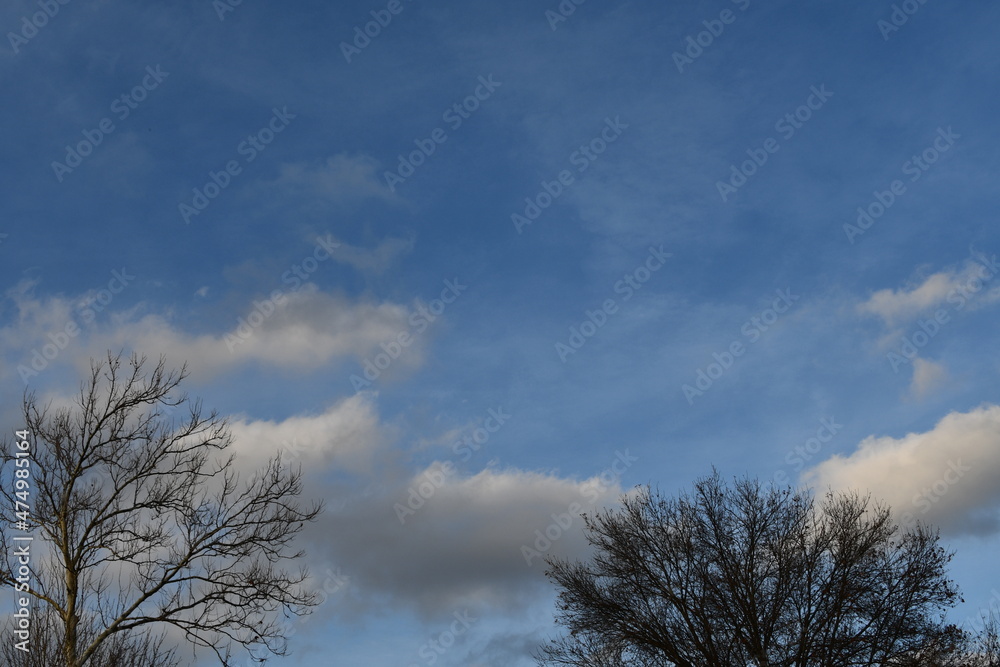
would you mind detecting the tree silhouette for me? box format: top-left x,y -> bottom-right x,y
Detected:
537,471 -> 972,667
0,602 -> 180,666
0,352 -> 322,667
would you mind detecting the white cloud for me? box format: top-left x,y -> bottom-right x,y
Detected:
0,282 -> 424,384
803,405 -> 1000,535
859,272 -> 958,325
101,289 -> 417,376
228,392 -> 395,475
858,254 -> 1000,326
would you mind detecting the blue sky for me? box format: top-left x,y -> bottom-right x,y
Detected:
3,0 -> 1000,664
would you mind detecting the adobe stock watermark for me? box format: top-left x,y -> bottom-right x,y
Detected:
17,268 -> 135,384
7,0 -> 73,55
682,288 -> 799,404
877,0 -> 933,41
511,116 -> 629,234
555,245 -> 671,362
224,234 -> 341,352
394,406 -> 512,524
672,0 -> 751,73
765,417 -> 844,490
521,449 -> 638,567
716,84 -> 833,202
178,106 -> 296,224
9,427 -> 33,654
213,0 -> 244,21
349,278 -> 467,391
340,0 -> 416,63
383,74 -> 502,192
545,0 -> 586,31
897,459 -> 970,530
843,126 -> 959,244
885,251 -> 998,372
51,65 -> 169,182
406,609 -> 478,667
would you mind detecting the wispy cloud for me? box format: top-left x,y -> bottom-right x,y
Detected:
909,357 -> 948,400
0,282 -> 423,383
858,254 -> 1000,326
268,153 -> 396,204
328,234 -> 415,276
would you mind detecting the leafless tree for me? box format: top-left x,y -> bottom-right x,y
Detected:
0,352 -> 323,667
953,612 -> 1000,667
890,610 -> 1000,667
979,613 -> 1000,666
0,602 -> 180,666
537,471 -> 965,667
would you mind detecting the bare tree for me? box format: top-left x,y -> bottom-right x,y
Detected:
957,612 -> 1000,667
0,352 -> 323,667
891,610 -> 1000,667
537,471 -> 964,667
0,603 -> 180,667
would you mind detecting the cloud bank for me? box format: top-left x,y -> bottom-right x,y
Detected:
804,405 -> 1000,535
